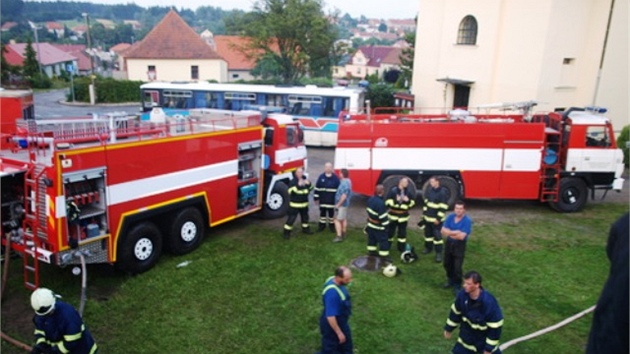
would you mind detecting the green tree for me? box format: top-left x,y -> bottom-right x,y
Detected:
378,22 -> 387,32
365,83 -> 395,110
396,30 -> 415,89
239,0 -> 337,83
22,37 -> 40,78
1,0 -> 24,21
617,125 -> 629,166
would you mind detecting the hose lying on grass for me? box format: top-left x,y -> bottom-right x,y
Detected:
499,305 -> 596,351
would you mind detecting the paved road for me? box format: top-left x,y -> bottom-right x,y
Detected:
34,89 -> 141,119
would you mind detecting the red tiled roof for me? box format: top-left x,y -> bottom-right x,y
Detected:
6,43 -> 76,66
382,47 -> 403,65
123,10 -> 222,60
46,22 -> 64,30
213,36 -> 255,70
53,44 -> 91,71
1,22 -> 18,31
4,45 -> 24,66
110,43 -> 131,53
356,46 -> 399,67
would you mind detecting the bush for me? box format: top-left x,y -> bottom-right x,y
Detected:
69,77 -> 143,103
28,73 -> 52,89
617,125 -> 629,166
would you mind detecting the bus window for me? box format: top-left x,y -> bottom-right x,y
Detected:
205,92 -> 218,108
143,91 -> 159,109
288,95 -> 322,116
163,90 -> 192,109
225,92 -> 256,110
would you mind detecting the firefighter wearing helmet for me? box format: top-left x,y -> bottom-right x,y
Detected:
30,288 -> 98,354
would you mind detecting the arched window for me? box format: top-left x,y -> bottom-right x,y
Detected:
457,15 -> 478,45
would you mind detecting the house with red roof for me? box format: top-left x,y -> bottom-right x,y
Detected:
53,44 -> 91,75
5,42 -> 77,78
46,22 -> 65,38
1,22 -> 18,32
120,10 -> 226,82
336,45 -> 403,79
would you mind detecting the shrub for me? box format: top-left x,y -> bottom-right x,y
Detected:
617,125 -> 629,166
70,77 -> 143,103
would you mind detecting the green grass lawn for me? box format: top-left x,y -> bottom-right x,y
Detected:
1,204 -> 627,354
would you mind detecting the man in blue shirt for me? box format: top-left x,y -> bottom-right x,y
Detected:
319,266 -> 353,354
441,200 -> 472,292
332,169 -> 351,243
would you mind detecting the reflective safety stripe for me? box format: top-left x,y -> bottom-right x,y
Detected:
320,203 -> 335,208
378,250 -> 389,256
457,337 -> 478,352
423,215 -> 439,222
290,202 -> 309,208
284,224 -> 293,230
397,216 -> 410,222
434,239 -> 444,245
36,337 -> 47,344
367,245 -> 377,251
424,237 -> 435,242
89,344 -> 98,354
462,316 -> 488,330
397,237 -> 407,243
322,284 -> 346,301
446,318 -> 459,327
64,330 -> 82,341
301,223 -> 309,228
367,223 -> 386,231
34,329 -> 46,336
486,337 -> 500,346
56,340 -> 70,354
486,319 -> 504,328
451,303 -> 461,315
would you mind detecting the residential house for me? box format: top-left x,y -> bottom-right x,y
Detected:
53,44 -> 92,75
5,42 -> 77,78
211,35 -> 259,82
120,10 -> 227,82
336,45 -> 403,79
1,22 -> 18,32
46,22 -> 65,38
110,43 -> 131,76
386,19 -> 416,33
412,0 -> 627,132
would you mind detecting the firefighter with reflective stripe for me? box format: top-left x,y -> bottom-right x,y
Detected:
366,184 -> 391,261
422,177 -> 449,262
30,288 -> 98,354
444,271 -> 503,354
314,162 -> 340,233
283,167 -> 314,239
319,266 -> 353,354
385,177 -> 416,252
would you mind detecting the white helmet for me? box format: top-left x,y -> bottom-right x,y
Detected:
31,288 -> 56,316
383,264 -> 399,278
401,250 -> 418,263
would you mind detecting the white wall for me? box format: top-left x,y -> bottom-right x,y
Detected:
126,59 -> 227,82
412,0 -> 627,131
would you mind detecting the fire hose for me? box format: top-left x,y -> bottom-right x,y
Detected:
1,234 -> 90,351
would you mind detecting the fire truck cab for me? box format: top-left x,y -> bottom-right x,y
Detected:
1,108 -> 306,288
334,105 -> 624,213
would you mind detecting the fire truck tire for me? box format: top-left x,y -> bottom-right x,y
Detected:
166,207 -> 205,255
422,176 -> 460,209
261,182 -> 289,219
382,175 -> 417,199
550,178 -> 588,212
117,222 -> 163,274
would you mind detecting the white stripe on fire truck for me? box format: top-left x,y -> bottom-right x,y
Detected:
337,148 -> 542,172
106,160 -> 238,206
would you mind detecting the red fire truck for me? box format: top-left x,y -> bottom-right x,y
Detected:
0,89 -> 35,136
0,108 -> 306,288
334,105 -> 625,212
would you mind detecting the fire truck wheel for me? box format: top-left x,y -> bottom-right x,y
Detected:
550,178 -> 588,212
422,176 -> 460,209
117,222 -> 163,274
261,182 -> 289,219
167,207 -> 205,255
382,175 -> 417,199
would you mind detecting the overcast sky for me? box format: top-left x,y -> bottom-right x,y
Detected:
82,0 -> 419,20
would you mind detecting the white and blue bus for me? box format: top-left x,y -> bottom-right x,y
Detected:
140,82 -> 365,146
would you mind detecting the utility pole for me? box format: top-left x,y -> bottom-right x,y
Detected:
82,13 -> 96,105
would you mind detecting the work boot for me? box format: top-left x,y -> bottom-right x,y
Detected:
302,227 -> 313,235
397,242 -> 406,253
421,248 -> 432,255
332,236 -> 344,243
283,230 -> 291,240
317,223 -> 326,232
379,255 -> 393,264
435,253 -> 442,263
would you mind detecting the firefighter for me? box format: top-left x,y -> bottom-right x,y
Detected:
283,167 -> 314,239
444,271 -> 503,354
385,177 -> 416,252
421,177 -> 449,262
319,266 -> 353,354
30,288 -> 98,354
366,184 -> 391,261
314,162 -> 340,233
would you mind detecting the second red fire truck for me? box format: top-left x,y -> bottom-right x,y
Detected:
334,104 -> 625,212
1,108 -> 307,288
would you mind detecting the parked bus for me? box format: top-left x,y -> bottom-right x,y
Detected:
139,82 -> 365,146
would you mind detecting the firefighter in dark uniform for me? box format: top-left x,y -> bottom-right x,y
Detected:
366,184 -> 391,261
385,177 -> 416,252
422,177 -> 449,262
444,271 -> 503,354
319,266 -> 353,354
314,162 -> 340,232
283,167 -> 313,239
30,288 -> 98,354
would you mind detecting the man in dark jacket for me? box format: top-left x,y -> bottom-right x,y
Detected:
314,162 -> 340,233
366,184 -> 391,261
422,177 -> 449,262
385,177 -> 415,252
